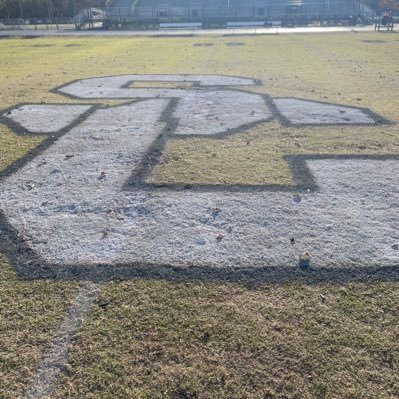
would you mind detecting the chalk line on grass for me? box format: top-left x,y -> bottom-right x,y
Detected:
23,282 -> 101,399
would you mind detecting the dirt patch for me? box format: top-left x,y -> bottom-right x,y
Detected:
27,44 -> 55,47
362,39 -> 386,43
64,44 -> 83,47
21,35 -> 42,39
226,42 -> 246,46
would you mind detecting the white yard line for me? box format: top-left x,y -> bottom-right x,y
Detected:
23,282 -> 101,399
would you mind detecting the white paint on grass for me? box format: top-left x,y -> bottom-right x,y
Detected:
23,282 -> 100,399
274,98 -> 376,125
0,99 -> 168,213
58,74 -> 258,99
57,75 -> 271,136
4,104 -> 93,133
0,74 -> 396,272
6,158 -> 399,266
0,104 -> 397,269
174,90 -> 272,135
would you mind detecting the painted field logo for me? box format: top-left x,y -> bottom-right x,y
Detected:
0,74 -> 398,280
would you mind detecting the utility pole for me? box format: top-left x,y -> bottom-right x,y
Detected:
18,0 -> 24,22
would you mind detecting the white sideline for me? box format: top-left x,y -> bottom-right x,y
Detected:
23,282 -> 101,399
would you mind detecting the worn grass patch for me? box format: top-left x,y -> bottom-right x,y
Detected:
0,33 -> 398,399
53,280 -> 399,399
0,257 -> 78,399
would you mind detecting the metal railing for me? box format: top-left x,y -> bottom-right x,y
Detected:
0,17 -> 75,30
75,8 -> 107,29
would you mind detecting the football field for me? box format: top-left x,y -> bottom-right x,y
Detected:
0,32 -> 398,398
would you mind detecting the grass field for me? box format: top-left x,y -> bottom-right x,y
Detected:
0,33 -> 398,399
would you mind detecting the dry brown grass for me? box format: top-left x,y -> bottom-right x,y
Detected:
0,33 -> 398,399
54,280 -> 399,399
0,257 -> 78,399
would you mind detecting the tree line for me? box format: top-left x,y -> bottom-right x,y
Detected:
0,0 -> 106,19
363,0 -> 399,10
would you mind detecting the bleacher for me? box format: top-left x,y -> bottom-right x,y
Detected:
110,0 -> 292,22
104,0 -> 371,27
300,0 -> 356,18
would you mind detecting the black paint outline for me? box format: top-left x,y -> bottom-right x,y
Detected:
0,75 -> 397,282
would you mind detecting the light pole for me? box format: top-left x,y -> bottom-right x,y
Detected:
46,0 -> 51,23
72,0 -> 78,29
